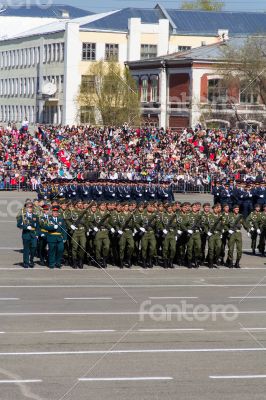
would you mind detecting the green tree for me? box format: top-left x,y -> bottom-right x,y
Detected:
218,36 -> 266,105
181,0 -> 224,11
77,60 -> 140,126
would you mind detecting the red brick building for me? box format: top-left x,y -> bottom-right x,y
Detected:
127,38 -> 266,130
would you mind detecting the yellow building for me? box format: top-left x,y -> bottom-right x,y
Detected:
0,4 -> 266,125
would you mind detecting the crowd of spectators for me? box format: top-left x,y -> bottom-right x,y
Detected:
36,125 -> 266,185
0,124 -> 64,190
0,123 -> 265,191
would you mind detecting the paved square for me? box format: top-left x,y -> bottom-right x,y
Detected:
0,192 -> 266,400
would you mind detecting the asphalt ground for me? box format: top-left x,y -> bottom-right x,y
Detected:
0,191 -> 265,400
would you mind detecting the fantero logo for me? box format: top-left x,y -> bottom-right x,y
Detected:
0,0 -> 53,10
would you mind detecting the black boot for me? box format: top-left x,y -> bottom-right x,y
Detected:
148,258 -> 153,269
234,259 -> 241,269
227,259 -> 233,268
187,261 -> 193,269
103,258 -> 107,269
194,259 -> 200,269
143,259 -> 148,269
169,260 -> 174,269
73,259 -> 78,269
208,261 -> 214,269
163,259 -> 168,269
126,258 -> 132,268
119,259 -> 124,269
78,259 -> 84,269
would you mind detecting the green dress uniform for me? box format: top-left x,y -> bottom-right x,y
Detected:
114,211 -> 135,268
258,210 -> 266,256
43,215 -> 67,269
89,211 -> 111,268
66,209 -> 87,269
38,210 -> 49,266
157,211 -> 178,268
136,211 -> 157,268
220,212 -> 230,264
181,212 -> 202,268
227,212 -> 247,268
246,210 -> 261,254
17,211 -> 39,268
205,213 -> 223,268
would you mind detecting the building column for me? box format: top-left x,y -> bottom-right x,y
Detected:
128,18 -> 141,61
63,22 -> 81,126
191,69 -> 203,128
159,63 -> 167,129
158,19 -> 169,57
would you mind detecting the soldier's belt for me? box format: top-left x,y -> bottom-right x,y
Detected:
41,229 -> 48,233
99,228 -> 108,231
50,233 -> 62,236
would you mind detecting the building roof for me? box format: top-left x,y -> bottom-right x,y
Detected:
127,37 -> 247,66
4,10 -> 117,40
167,9 -> 266,36
0,4 -> 91,19
80,8 -> 160,32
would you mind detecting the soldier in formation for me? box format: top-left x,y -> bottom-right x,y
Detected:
17,198 -> 266,270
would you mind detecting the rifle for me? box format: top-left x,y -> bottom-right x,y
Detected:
188,213 -> 202,235
71,202 -> 93,227
229,214 -> 243,233
209,215 -> 223,234
140,214 -> 157,236
161,213 -> 177,236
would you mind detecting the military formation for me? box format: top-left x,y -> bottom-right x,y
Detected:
17,196 -> 266,270
212,181 -> 266,217
36,180 -> 175,203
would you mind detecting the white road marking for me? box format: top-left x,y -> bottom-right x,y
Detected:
64,297 -> 112,300
79,377 -> 173,382
44,330 -> 116,333
0,298 -> 19,300
229,296 -> 266,299
0,380 -> 42,383
210,375 -> 266,380
1,284 -> 266,288
0,311 -> 259,316
0,348 -> 266,356
138,328 -> 204,332
241,327 -> 266,331
149,297 -> 198,300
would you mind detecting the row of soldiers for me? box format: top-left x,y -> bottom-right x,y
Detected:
212,181 -> 266,217
17,198 -> 266,269
36,180 -> 175,203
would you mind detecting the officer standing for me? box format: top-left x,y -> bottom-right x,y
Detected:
17,202 -> 39,268
42,206 -> 67,269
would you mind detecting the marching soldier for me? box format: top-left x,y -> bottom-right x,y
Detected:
205,203 -> 223,268
114,202 -> 135,268
17,202 -> 39,268
246,204 -> 261,254
258,204 -> 266,256
66,200 -> 87,269
88,202 -> 111,268
181,203 -> 202,268
227,204 -> 247,268
158,203 -> 178,269
135,203 -> 157,269
38,204 -> 50,266
200,202 -> 211,264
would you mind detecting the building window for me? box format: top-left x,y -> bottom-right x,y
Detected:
208,79 -> 227,103
240,90 -> 258,104
81,75 -> 96,93
82,43 -> 96,61
141,78 -> 148,102
141,44 -> 157,60
80,106 -> 95,124
105,43 -> 119,61
178,46 -> 191,52
150,77 -> 158,102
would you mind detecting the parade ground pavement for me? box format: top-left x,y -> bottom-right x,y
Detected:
0,191 -> 265,400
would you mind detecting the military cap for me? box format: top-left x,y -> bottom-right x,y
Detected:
52,206 -> 60,212
233,204 -> 240,209
42,204 -> 49,210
